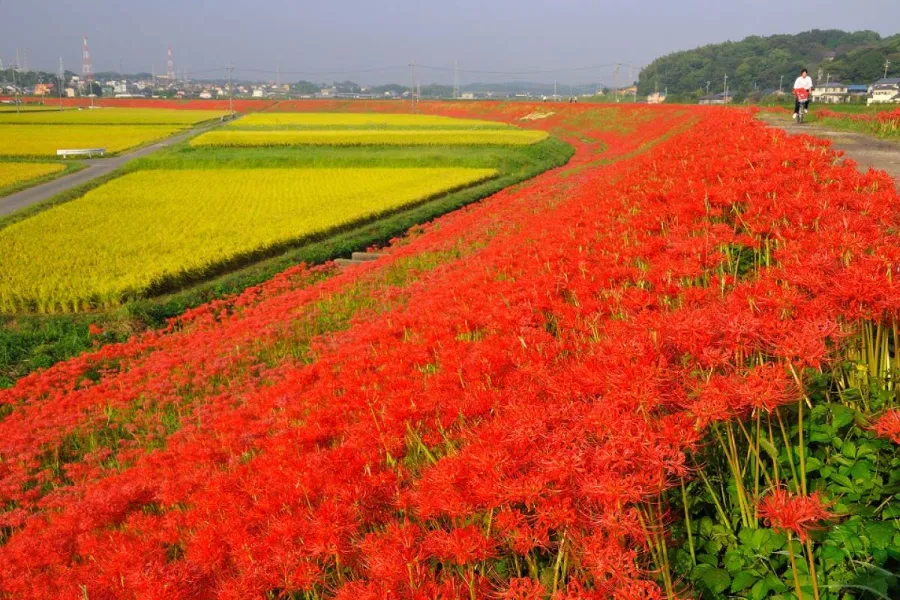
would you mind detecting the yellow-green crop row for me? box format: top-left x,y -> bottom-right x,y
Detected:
0,125 -> 183,156
0,162 -> 66,190
191,129 -> 549,148
0,167 -> 497,313
0,108 -> 228,125
230,112 -> 508,128
0,105 -> 67,112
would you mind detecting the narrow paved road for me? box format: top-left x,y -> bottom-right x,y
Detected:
759,113 -> 900,187
0,121 -> 222,218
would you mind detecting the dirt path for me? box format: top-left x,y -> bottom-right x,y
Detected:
759,113 -> 900,186
0,120 -> 224,219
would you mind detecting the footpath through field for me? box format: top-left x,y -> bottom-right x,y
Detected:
759,112 -> 900,186
0,120 -> 226,218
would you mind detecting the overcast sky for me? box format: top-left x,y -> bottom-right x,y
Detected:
2,0 -> 898,85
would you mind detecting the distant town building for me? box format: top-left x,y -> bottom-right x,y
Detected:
868,78 -> 900,105
812,82 -> 848,104
646,91 -> 666,104
699,92 -> 733,105
847,84 -> 868,98
460,92 -> 476,100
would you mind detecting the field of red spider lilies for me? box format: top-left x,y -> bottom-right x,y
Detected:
1,101 -> 899,599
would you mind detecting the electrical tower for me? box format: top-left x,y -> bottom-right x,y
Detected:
453,60 -> 460,99
166,47 -> 175,81
22,48 -> 29,72
82,36 -> 94,82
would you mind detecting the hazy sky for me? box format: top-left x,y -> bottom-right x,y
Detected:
2,0 -> 898,85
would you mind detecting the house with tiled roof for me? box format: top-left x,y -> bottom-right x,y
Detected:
868,78 -> 900,105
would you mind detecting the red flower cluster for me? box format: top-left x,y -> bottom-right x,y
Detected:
872,409 -> 900,444
0,100 -> 897,598
759,489 -> 834,541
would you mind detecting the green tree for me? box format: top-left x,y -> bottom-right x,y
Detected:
638,29 -> 896,95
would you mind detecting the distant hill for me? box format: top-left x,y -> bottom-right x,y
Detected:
638,29 -> 900,98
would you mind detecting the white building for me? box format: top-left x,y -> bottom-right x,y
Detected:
868,78 -> 900,105
812,82 -> 849,104
699,92 -> 733,105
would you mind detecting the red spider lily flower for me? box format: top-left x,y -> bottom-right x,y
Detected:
424,525 -> 495,566
732,363 -> 796,413
87,323 -> 104,336
759,488 -> 834,541
872,409 -> 900,444
0,101 -> 897,597
500,578 -> 546,600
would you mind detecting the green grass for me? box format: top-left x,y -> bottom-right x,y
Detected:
764,101 -> 900,139
0,136 -> 573,387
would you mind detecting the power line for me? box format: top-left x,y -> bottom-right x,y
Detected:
233,65 -> 408,76
416,62 -> 621,75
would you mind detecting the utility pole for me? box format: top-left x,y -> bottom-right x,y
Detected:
11,62 -> 19,113
409,63 -> 416,113
724,73 -> 729,103
631,64 -> 636,102
706,81 -> 711,95
58,57 -> 65,110
614,63 -> 620,102
453,60 -> 459,99
885,59 -> 892,79
227,63 -> 234,115
554,79 -> 557,99
779,75 -> 784,93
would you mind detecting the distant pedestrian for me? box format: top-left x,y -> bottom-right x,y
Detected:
793,68 -> 813,121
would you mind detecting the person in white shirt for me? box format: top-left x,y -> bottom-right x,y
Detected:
793,68 -> 814,120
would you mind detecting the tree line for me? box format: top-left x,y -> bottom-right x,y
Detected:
638,29 -> 900,98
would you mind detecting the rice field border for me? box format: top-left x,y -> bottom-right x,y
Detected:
0,158 -> 85,199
